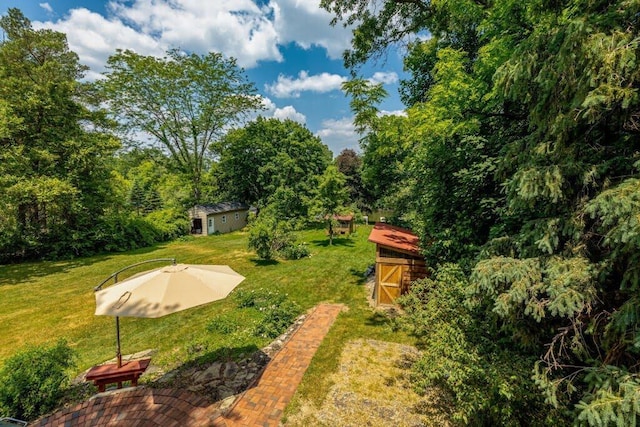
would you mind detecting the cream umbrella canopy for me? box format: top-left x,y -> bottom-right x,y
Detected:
94,260 -> 245,366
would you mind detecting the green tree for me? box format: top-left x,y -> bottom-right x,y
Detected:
313,165 -> 349,245
99,48 -> 261,205
216,117 -> 332,220
335,148 -> 372,212
0,8 -> 120,261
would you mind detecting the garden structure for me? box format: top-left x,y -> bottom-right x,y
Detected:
189,202 -> 249,235
327,214 -> 355,236
368,222 -> 428,306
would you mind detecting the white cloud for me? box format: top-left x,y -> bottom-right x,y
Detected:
39,3 -> 53,13
369,71 -> 399,85
379,109 -> 407,117
34,8 -> 165,78
316,117 -> 359,155
32,1 -> 352,74
249,96 -> 306,124
274,106 -> 306,123
266,71 -> 346,98
273,0 -> 352,60
260,96 -> 277,112
107,0 -> 282,68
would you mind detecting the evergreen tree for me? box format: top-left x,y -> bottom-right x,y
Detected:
0,8 -> 119,261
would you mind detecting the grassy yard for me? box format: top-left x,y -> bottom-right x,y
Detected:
0,225 -> 415,411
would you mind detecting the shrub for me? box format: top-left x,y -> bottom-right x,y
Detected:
278,243 -> 310,260
247,218 -> 276,259
247,214 -> 295,260
0,340 -> 76,421
254,300 -> 301,339
233,288 -> 301,339
144,208 -> 190,240
234,288 -> 286,309
206,315 -> 239,334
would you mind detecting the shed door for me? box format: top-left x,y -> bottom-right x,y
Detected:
377,263 -> 403,305
208,217 -> 215,234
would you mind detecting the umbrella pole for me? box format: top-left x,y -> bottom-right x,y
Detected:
116,316 -> 122,368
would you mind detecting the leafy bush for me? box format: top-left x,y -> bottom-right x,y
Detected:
254,300 -> 301,339
233,288 -> 301,339
247,214 -> 295,260
397,264 -> 566,426
144,208 -> 190,240
206,315 -> 239,334
278,243 -> 310,260
234,288 -> 286,309
0,340 -> 76,421
247,218 -> 276,259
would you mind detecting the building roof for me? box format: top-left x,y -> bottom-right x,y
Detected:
196,202 -> 249,214
334,214 -> 354,222
368,222 -> 421,255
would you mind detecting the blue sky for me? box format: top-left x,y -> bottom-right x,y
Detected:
1,1 -> 408,155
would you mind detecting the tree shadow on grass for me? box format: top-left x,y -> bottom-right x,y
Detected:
310,237 -> 355,248
0,244 -> 171,287
365,309 -> 402,329
249,258 -> 279,267
0,257 -> 103,287
349,265 -> 375,286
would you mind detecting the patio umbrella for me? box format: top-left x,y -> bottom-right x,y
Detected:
94,261 -> 245,366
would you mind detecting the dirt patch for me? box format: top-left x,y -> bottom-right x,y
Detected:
284,339 -> 451,427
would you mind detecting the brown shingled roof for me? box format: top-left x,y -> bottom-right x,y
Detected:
368,222 -> 421,255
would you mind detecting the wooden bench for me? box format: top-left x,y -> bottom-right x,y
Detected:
85,358 -> 151,392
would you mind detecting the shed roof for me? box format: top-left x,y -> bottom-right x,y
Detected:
196,202 -> 249,214
334,214 -> 354,222
368,222 -> 421,255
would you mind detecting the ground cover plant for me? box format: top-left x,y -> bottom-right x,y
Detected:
286,339 -> 445,427
0,225 -> 415,420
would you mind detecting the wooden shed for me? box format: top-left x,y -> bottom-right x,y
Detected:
368,222 -> 428,306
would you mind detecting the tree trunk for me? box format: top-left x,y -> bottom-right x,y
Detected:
328,220 -> 333,245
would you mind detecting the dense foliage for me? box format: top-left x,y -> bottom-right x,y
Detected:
216,117 -> 332,221
99,49 -> 261,205
0,10 -> 194,262
325,0 -> 640,424
0,10 -> 120,261
0,340 -> 75,421
335,148 -> 372,212
397,264 -> 564,425
312,165 -> 350,245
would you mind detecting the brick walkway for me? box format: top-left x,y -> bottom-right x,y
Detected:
214,303 -> 343,426
35,304 -> 343,426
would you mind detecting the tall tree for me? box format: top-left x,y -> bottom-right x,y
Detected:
335,148 -> 371,212
0,8 -> 119,261
216,117 -> 332,220
99,49 -> 261,205
314,165 -> 349,245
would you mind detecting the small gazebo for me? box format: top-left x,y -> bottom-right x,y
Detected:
368,222 -> 428,306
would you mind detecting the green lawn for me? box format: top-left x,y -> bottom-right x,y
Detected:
0,225 -> 415,409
